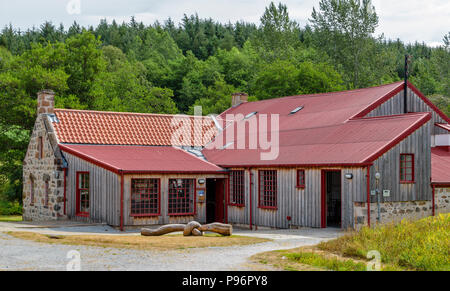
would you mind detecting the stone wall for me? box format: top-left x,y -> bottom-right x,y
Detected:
353,200 -> 433,229
22,114 -> 66,221
436,187 -> 450,215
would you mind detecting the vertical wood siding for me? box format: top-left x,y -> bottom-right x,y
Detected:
123,174 -> 227,226
227,167 -> 366,229
368,122 -> 432,203
64,152 -> 121,226
366,89 -> 448,135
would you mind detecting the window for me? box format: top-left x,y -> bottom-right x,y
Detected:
30,176 -> 35,205
76,172 -> 90,216
229,170 -> 245,206
168,179 -> 195,215
259,170 -> 277,209
38,136 -> 43,159
44,180 -> 49,207
297,170 -> 305,188
400,154 -> 414,183
131,179 -> 160,216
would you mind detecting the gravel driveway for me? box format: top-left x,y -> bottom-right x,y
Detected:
0,222 -> 341,271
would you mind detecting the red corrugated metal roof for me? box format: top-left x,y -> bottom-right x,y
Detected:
203,113 -> 431,166
53,109 -> 218,147
59,144 -> 225,174
436,123 -> 450,131
432,147 -> 450,185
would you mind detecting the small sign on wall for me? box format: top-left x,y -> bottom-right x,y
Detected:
383,190 -> 391,197
197,189 -> 205,202
371,190 -> 376,196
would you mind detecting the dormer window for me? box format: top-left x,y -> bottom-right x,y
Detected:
290,106 -> 304,115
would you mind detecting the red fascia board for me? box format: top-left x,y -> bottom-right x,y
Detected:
59,144 -> 121,174
435,123 -> 450,131
431,183 -> 450,187
216,163 -> 373,168
351,83 -> 404,119
121,170 -> 228,175
363,113 -> 431,163
408,81 -> 450,123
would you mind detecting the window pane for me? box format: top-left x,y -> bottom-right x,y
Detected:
168,179 -> 194,214
131,179 -> 159,215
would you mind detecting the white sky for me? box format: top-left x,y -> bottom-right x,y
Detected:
0,0 -> 449,46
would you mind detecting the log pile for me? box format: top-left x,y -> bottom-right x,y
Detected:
141,221 -> 232,236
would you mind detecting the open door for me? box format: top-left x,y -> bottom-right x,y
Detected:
206,179 -> 225,223
321,170 -> 342,228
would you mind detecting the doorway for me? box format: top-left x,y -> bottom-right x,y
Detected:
206,179 -> 225,223
321,170 -> 342,228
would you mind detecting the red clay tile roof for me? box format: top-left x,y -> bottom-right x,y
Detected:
432,147 -> 450,185
59,144 -> 225,174
53,109 -> 218,147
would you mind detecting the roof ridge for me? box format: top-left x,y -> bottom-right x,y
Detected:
349,112 -> 431,122
54,108 -> 212,119
234,81 -> 404,107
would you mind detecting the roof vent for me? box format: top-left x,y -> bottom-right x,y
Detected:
245,112 -> 258,119
289,106 -> 304,115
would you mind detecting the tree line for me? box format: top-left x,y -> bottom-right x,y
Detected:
0,0 -> 449,204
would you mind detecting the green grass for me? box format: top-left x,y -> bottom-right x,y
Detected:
0,215 -> 22,222
318,214 -> 450,271
285,252 -> 367,271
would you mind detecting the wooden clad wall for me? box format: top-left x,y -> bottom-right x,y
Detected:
64,152 -> 121,226
366,89 -> 448,135
368,121 -> 432,203
123,174 -> 227,226
227,167 -> 366,229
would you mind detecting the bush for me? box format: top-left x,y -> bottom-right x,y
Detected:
0,200 -> 22,215
318,214 -> 450,271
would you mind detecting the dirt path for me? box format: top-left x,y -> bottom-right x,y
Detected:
0,222 -> 341,271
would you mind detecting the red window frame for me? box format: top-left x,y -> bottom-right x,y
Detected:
258,170 -> 277,209
400,154 -> 415,183
229,170 -> 245,206
297,169 -> 305,188
44,180 -> 49,207
30,176 -> 35,205
76,172 -> 90,217
38,136 -> 43,159
168,179 -> 196,216
130,179 -> 161,217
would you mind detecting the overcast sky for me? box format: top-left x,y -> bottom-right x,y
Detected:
0,0 -> 449,46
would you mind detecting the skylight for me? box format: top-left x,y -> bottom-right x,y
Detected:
245,112 -> 258,119
290,106 -> 304,115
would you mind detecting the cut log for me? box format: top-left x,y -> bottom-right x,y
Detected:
141,224 -> 185,236
198,223 -> 232,236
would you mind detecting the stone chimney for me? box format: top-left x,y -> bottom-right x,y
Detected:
37,90 -> 55,115
231,93 -> 248,107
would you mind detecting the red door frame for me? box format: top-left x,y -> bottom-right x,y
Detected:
321,170 -> 342,228
206,178 -> 226,223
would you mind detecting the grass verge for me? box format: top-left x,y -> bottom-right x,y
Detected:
252,214 -> 449,271
6,231 -> 269,251
0,215 -> 22,222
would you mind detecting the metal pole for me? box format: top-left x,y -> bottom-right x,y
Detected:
376,179 -> 381,223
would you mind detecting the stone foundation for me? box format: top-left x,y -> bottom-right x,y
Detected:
436,187 -> 450,215
354,200 -> 434,229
